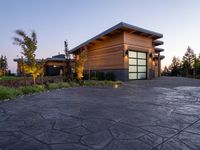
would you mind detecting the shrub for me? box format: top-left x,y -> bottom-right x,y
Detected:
96,72 -> 105,80
0,86 -> 22,100
105,72 -> 115,81
20,85 -> 45,94
58,82 -> 71,88
47,83 -> 60,90
84,80 -> 97,86
70,82 -> 80,87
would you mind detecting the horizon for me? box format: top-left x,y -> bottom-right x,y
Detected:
1,0 -> 200,73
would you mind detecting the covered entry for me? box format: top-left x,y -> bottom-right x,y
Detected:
128,50 -> 147,80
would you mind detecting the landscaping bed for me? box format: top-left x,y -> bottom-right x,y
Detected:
0,80 -> 122,101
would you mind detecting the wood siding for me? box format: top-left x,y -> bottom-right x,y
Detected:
84,32 -> 124,70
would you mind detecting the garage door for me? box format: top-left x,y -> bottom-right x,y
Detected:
128,51 -> 147,80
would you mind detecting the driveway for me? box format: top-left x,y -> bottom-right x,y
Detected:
1,77 -> 200,150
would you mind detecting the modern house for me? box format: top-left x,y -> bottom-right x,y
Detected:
70,22 -> 164,81
14,54 -> 74,76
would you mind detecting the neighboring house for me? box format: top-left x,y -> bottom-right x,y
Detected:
70,22 -> 164,81
14,54 -> 74,76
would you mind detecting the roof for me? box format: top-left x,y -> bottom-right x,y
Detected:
45,57 -> 66,62
70,22 -> 163,53
13,58 -> 42,63
155,48 -> 164,52
154,54 -> 165,60
153,40 -> 164,46
52,54 -> 65,59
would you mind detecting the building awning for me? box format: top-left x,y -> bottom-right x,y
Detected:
155,48 -> 164,52
70,22 -> 163,53
153,40 -> 164,46
154,54 -> 165,60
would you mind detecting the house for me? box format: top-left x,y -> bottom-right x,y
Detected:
14,54 -> 74,76
70,22 -> 164,81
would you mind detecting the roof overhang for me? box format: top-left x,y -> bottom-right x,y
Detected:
70,22 -> 163,53
155,48 -> 164,52
153,40 -> 164,46
154,55 -> 165,60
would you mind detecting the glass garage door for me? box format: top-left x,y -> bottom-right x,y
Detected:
128,51 -> 147,80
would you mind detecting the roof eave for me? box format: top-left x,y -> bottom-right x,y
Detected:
70,22 -> 163,53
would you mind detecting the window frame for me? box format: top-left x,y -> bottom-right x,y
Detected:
128,50 -> 147,80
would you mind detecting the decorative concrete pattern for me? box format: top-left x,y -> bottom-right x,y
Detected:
0,77 -> 200,150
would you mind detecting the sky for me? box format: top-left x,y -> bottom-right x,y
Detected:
0,0 -> 200,73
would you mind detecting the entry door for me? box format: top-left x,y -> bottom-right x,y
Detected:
128,51 -> 147,80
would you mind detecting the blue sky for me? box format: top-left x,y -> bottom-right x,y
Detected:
0,0 -> 200,72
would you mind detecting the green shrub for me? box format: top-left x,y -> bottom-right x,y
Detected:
105,72 -> 115,81
96,72 -> 105,80
70,82 -> 80,87
58,82 -> 71,88
47,83 -> 60,90
0,86 -> 22,100
20,85 -> 45,94
84,80 -> 97,86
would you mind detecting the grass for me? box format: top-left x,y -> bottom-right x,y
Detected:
0,86 -> 22,100
20,85 -> 45,94
0,80 -> 123,101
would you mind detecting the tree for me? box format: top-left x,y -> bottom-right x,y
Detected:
195,53 -> 200,75
162,66 -> 170,76
64,40 -> 73,82
13,30 -> 43,85
0,55 -> 8,76
75,50 -> 87,81
182,46 -> 195,76
169,56 -> 181,76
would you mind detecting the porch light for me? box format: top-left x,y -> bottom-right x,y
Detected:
149,52 -> 153,58
124,50 -> 129,57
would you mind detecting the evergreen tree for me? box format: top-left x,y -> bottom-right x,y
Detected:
162,66 -> 170,76
182,46 -> 195,76
169,56 -> 181,76
0,55 -> 8,76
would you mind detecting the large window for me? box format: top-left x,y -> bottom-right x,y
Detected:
128,51 -> 147,80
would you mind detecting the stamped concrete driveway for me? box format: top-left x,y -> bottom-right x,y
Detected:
1,77 -> 200,150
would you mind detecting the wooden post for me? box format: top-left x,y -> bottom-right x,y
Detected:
158,53 -> 161,77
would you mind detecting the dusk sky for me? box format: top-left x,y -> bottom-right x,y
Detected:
0,0 -> 200,73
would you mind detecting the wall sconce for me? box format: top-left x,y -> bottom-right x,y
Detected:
149,52 -> 153,58
124,50 -> 128,57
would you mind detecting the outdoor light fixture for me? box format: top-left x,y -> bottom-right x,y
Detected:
149,52 -> 153,58
113,83 -> 119,88
124,50 -> 129,57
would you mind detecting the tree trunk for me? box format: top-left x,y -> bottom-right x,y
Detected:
33,75 -> 36,85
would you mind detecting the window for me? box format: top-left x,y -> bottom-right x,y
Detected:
128,50 -> 147,80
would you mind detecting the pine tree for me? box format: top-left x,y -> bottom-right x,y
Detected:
182,46 -> 195,76
169,56 -> 181,76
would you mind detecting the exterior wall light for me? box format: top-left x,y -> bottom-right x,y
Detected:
124,50 -> 129,57
149,52 -> 153,58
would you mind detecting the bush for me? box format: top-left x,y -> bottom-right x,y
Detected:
0,86 -> 22,100
84,80 -> 97,86
58,82 -> 71,88
96,72 -> 105,80
20,85 -> 45,94
70,82 -> 80,87
105,72 -> 115,81
47,83 -> 60,90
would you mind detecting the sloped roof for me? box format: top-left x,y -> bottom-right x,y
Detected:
70,22 -> 163,53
